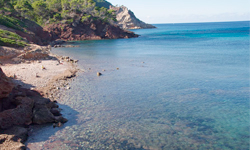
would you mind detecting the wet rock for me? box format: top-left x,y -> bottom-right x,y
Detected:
53,122 -> 63,128
55,116 -> 68,123
97,72 -> 102,76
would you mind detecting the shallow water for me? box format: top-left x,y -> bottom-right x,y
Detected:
27,21 -> 250,150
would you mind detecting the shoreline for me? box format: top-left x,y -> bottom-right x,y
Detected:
0,44 -> 79,149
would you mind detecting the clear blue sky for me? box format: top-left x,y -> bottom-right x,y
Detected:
107,0 -> 250,23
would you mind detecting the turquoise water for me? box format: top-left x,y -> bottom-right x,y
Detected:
27,21 -> 250,149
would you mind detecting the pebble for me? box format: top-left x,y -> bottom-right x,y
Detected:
97,72 -> 102,76
66,86 -> 71,89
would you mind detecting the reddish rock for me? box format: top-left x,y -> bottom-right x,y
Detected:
0,67 -> 14,99
44,20 -> 139,42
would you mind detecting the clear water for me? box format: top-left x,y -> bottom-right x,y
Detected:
27,21 -> 250,150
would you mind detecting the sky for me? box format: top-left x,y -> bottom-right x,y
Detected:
107,0 -> 250,23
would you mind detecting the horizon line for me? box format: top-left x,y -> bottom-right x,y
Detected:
148,20 -> 250,25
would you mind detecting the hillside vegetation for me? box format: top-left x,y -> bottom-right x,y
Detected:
0,0 -> 116,26
0,0 -> 125,47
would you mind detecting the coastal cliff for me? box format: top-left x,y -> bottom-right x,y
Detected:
45,20 -> 138,41
110,6 -> 156,30
93,0 -> 156,30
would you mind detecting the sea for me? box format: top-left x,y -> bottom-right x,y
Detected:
26,21 -> 250,150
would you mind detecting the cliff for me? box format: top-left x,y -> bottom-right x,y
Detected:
45,20 -> 138,41
110,6 -> 156,30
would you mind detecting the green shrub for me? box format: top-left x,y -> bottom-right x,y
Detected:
0,29 -> 27,47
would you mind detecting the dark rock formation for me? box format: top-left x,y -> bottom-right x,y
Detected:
0,96 -> 34,129
0,68 -> 14,99
0,68 -> 68,148
110,6 -> 156,30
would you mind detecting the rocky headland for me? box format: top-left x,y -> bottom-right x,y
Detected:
110,6 -> 156,30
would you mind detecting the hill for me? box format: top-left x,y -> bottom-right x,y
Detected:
0,0 -> 138,47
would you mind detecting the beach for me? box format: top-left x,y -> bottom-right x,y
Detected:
0,44 -> 78,149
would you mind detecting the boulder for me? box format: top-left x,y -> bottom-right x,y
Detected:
32,104 -> 55,124
0,97 -> 34,129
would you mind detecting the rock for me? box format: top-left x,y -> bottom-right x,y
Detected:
0,97 -> 34,129
55,116 -> 68,123
44,20 -> 138,41
116,68 -> 119,70
0,126 -> 28,150
50,108 -> 62,116
53,122 -> 63,128
0,46 -> 20,60
17,45 -> 50,60
46,101 -> 59,109
97,72 -> 102,76
66,86 -> 71,89
110,6 -> 156,30
32,104 -> 55,124
50,40 -> 66,47
0,67 -> 14,99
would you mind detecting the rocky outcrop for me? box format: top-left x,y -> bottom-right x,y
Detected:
44,20 -> 139,41
0,68 -> 68,148
110,6 -> 156,30
0,68 -> 14,99
0,96 -> 34,129
17,44 -> 50,60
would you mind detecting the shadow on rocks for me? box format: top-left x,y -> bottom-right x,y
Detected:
0,79 -> 78,150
